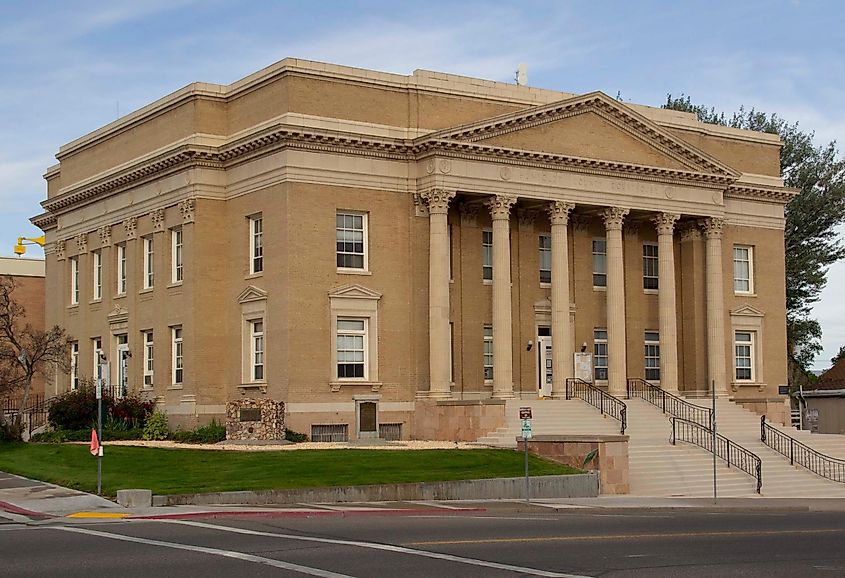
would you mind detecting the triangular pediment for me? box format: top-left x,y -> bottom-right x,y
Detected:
731,304 -> 765,317
328,284 -> 382,300
420,92 -> 738,178
237,285 -> 268,304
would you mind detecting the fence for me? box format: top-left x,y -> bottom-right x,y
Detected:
564,378 -> 627,434
761,416 -> 845,483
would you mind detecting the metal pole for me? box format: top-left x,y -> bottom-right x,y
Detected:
712,379 -> 717,504
97,377 -> 103,496
523,437 -> 530,503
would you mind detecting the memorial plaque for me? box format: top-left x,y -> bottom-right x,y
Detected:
240,408 -> 261,422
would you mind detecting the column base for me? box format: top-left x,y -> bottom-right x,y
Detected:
416,390 -> 453,400
492,391 -> 515,399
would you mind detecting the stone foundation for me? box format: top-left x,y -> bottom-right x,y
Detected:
226,398 -> 285,440
412,399 -> 506,441
734,397 -> 790,426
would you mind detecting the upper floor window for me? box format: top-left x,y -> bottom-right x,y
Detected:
592,239 -> 607,287
143,330 -> 154,387
171,228 -> 183,283
644,331 -> 660,382
70,341 -> 79,390
251,319 -> 265,381
594,329 -> 608,381
92,250 -> 102,300
643,243 -> 658,290
250,216 -> 263,274
539,234 -> 551,284
735,331 -> 754,381
70,257 -> 79,305
482,230 -> 493,281
336,212 -> 367,270
116,243 -> 127,295
143,237 -> 154,289
172,326 -> 183,385
733,245 -> 753,293
337,318 -> 366,379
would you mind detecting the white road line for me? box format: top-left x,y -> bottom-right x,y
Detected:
50,526 -> 353,578
404,500 -> 466,510
167,519 -> 592,578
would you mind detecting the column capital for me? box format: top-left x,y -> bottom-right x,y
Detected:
652,212 -> 680,236
55,239 -> 66,261
485,194 -> 517,220
75,233 -> 88,254
601,207 -> 629,231
546,201 -> 575,226
179,198 -> 195,224
678,222 -> 702,241
420,188 -> 455,215
123,216 -> 138,240
151,208 -> 165,232
97,225 -> 112,248
699,217 -> 725,240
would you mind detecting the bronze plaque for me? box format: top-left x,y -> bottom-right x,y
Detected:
240,408 -> 261,422
359,402 -> 377,432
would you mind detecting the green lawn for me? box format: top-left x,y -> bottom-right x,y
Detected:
0,443 -> 580,497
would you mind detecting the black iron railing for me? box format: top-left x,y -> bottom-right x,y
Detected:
671,416 -> 762,493
627,378 -> 712,428
565,378 -> 627,434
761,416 -> 845,483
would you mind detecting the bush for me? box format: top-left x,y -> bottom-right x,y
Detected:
285,428 -> 308,443
48,386 -> 100,431
170,419 -> 226,444
142,411 -> 170,441
111,396 -> 155,429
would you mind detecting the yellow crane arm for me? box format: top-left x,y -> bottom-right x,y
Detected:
13,236 -> 45,256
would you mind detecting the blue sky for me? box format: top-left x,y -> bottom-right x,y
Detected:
2,1 -> 843,368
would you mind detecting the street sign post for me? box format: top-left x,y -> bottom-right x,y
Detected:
96,360 -> 109,496
520,409 -> 533,503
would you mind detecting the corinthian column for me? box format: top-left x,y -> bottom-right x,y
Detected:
486,194 -> 517,398
547,201 -> 574,397
701,217 -> 728,397
422,188 -> 455,398
602,207 -> 629,396
653,213 -> 680,393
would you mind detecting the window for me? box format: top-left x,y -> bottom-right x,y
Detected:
643,243 -> 658,290
483,325 -> 493,381
172,326 -> 183,385
116,334 -> 129,397
70,342 -> 79,390
592,239 -> 607,287
250,216 -> 263,274
644,331 -> 660,381
143,331 -> 154,387
336,212 -> 367,270
482,230 -> 493,281
594,329 -> 608,381
735,331 -> 754,381
116,243 -> 127,295
92,250 -> 102,300
337,318 -> 366,379
733,246 -> 753,293
171,229 -> 183,283
143,237 -> 154,289
251,319 -> 264,381
539,234 -> 551,284
70,257 -> 79,305
92,338 -> 103,381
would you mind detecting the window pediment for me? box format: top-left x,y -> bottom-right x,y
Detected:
238,285 -> 268,304
328,284 -> 382,301
731,304 -> 764,318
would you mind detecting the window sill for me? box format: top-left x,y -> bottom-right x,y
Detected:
167,385 -> 184,391
67,304 -> 79,310
540,282 -> 551,289
89,298 -> 103,305
732,381 -> 764,392
140,287 -> 154,295
482,279 -> 492,286
592,286 -> 607,292
168,282 -> 183,289
330,380 -> 382,392
337,268 -> 372,276
734,292 -> 757,298
245,272 -> 264,280
114,293 -> 126,300
643,289 -> 658,295
238,383 -> 268,395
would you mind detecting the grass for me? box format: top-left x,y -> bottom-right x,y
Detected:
0,443 -> 580,497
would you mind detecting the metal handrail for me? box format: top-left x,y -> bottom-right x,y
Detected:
761,416 -> 845,483
671,416 -> 762,493
627,377 -> 712,428
565,378 -> 627,434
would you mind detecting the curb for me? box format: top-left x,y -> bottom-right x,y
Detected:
0,500 -> 55,520
129,507 -> 487,520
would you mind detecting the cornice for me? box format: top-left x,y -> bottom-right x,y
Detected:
724,183 -> 799,204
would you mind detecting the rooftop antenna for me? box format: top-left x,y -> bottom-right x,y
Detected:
515,63 -> 528,86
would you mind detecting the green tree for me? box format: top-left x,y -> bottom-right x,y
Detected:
832,345 -> 845,366
664,95 -> 845,377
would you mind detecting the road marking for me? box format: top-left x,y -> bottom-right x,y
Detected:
404,501 -> 466,510
67,512 -> 131,519
50,526 -> 353,578
166,519 -> 589,578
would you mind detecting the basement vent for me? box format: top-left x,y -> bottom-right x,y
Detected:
378,423 -> 402,441
311,424 -> 349,442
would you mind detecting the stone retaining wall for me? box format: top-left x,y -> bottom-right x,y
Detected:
226,398 -> 285,440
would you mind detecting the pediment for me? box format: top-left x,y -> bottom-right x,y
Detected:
107,304 -> 128,324
421,92 -> 739,178
730,304 -> 764,317
237,285 -> 268,304
328,284 -> 382,300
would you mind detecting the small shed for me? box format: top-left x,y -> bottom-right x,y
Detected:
800,358 -> 845,434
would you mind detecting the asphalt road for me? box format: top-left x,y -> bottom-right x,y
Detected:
3,508 -> 845,577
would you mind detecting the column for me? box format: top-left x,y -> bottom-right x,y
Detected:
422,188 -> 455,398
701,217 -> 728,396
486,194 -> 517,398
602,207 -> 629,396
652,213 -> 680,393
547,201 -> 575,397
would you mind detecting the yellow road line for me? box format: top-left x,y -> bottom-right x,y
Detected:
66,512 -> 131,519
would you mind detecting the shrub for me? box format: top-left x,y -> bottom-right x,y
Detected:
170,419 -> 226,444
285,428 -> 308,443
48,385 -> 102,431
111,396 -> 155,429
142,411 -> 170,441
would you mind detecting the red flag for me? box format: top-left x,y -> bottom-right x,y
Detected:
90,429 -> 100,456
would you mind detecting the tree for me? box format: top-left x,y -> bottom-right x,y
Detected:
0,275 -> 71,440
663,95 -> 845,380
832,346 -> 845,366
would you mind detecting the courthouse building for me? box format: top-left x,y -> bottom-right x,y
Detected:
33,58 -> 793,439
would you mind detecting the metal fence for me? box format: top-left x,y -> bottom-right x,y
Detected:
627,378 -> 712,428
565,378 -> 627,434
761,416 -> 845,483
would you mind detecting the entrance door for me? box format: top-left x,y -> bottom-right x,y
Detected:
116,335 -> 129,398
538,336 -> 553,397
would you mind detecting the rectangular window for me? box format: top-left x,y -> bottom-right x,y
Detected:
92,337 -> 103,381
172,326 -> 183,385
116,243 -> 127,295
539,234 -> 551,284
143,331 -> 154,387
733,246 -> 753,293
337,318 -> 366,379
592,239 -> 607,287
336,212 -> 367,270
70,257 -> 79,305
483,325 -> 493,381
735,331 -> 754,381
594,329 -> 608,381
171,229 -> 183,283
643,243 -> 658,290
70,342 -> 79,390
143,237 -> 154,289
92,251 -> 102,300
250,216 -> 263,274
482,230 -> 493,281
644,331 -> 660,382
251,319 -> 264,381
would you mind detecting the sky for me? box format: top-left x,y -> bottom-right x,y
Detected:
1,0 -> 843,369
